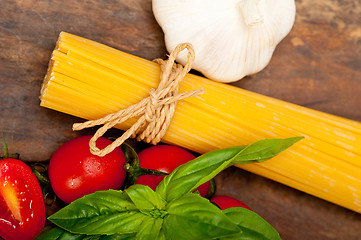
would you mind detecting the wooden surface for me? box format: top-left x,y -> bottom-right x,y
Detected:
0,0 -> 360,239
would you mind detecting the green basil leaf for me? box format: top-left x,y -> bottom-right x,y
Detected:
136,218 -> 165,240
157,137 -> 302,202
35,226 -> 137,240
231,137 -> 303,165
156,146 -> 243,201
100,235 -> 136,240
48,190 -> 150,235
35,226 -> 87,240
125,184 -> 166,211
163,193 -> 240,240
219,207 -> 281,240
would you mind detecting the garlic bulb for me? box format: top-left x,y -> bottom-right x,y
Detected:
152,0 -> 296,83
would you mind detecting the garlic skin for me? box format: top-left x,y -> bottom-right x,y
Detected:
152,0 -> 296,83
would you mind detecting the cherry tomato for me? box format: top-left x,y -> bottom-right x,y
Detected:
48,135 -> 127,203
211,195 -> 252,210
0,158 -> 46,240
134,145 -> 210,197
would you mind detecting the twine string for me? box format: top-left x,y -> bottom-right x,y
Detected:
72,43 -> 204,157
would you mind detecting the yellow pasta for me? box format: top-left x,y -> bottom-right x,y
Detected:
40,32 -> 361,213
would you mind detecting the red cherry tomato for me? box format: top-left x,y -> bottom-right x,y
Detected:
135,175 -> 163,191
211,195 -> 252,210
0,158 -> 46,240
134,145 -> 210,197
48,135 -> 127,203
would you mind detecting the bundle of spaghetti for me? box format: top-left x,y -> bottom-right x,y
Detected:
40,32 -> 361,213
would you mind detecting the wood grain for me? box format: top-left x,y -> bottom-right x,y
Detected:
0,0 -> 360,239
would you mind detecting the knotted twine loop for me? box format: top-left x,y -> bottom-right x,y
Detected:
72,43 -> 204,157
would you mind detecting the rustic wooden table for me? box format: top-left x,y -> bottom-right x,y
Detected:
1,1 -> 360,239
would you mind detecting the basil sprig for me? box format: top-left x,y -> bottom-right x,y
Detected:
38,137 -> 302,240
157,137 -> 302,202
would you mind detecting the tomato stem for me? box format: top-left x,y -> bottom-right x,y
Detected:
1,132 -> 19,160
31,164 -> 50,185
121,143 -> 167,188
1,132 -> 9,158
28,162 -> 58,205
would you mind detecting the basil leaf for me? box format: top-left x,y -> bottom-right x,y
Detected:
157,137 -> 302,202
35,226 -> 87,240
156,146 -> 243,201
125,184 -> 166,211
231,137 -> 303,165
219,207 -> 281,240
48,190 -> 150,235
163,193 -> 240,240
35,226 -> 137,240
136,218 -> 165,240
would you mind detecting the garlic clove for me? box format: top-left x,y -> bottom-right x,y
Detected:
152,0 -> 296,83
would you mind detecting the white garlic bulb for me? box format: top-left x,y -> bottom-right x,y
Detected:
152,0 -> 296,83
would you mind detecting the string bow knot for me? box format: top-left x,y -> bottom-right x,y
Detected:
73,43 -> 204,156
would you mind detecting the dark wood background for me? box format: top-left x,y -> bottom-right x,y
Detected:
1,0 -> 360,239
